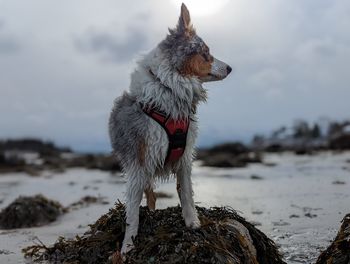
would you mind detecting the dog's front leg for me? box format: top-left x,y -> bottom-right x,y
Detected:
176,161 -> 200,228
121,171 -> 145,254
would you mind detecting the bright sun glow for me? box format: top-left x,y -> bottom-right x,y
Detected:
171,0 -> 229,17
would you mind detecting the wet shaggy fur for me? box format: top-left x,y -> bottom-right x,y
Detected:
109,3 -> 231,254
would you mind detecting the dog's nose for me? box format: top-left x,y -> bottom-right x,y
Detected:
226,65 -> 232,74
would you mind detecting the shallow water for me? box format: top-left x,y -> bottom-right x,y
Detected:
0,151 -> 349,263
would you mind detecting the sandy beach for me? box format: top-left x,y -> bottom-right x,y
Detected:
0,151 -> 349,264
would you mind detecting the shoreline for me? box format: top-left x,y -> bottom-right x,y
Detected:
0,151 -> 349,263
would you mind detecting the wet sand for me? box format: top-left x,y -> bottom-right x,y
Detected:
0,151 -> 349,263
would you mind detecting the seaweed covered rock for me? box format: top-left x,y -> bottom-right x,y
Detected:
0,194 -> 65,229
329,134 -> 350,150
68,195 -> 109,210
23,203 -> 285,264
316,213 -> 350,264
198,143 -> 262,168
66,154 -> 121,172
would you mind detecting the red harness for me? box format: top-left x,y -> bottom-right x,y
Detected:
141,104 -> 189,163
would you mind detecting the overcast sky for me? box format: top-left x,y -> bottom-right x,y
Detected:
0,0 -> 349,152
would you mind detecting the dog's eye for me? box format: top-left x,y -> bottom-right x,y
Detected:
202,53 -> 210,62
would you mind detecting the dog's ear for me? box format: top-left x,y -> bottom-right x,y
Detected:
180,3 -> 191,30
176,3 -> 194,37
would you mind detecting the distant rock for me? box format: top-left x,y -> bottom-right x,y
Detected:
67,154 -> 121,172
68,195 -> 109,210
0,195 -> 66,229
154,191 -> 173,199
316,213 -> 350,264
0,138 -> 71,155
332,180 -> 346,185
0,151 -> 29,174
23,204 -> 286,264
202,142 -> 249,155
252,119 -> 350,153
0,138 -> 121,175
250,174 -> 264,180
294,148 -> 314,155
329,134 -> 350,150
198,142 -> 262,168
200,153 -> 248,168
289,214 -> 300,218
265,144 -> 284,152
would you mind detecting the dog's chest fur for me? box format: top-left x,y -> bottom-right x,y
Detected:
130,48 -> 207,119
109,47 -> 207,178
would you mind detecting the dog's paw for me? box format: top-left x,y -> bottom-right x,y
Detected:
189,218 -> 201,229
185,215 -> 201,229
121,241 -> 134,255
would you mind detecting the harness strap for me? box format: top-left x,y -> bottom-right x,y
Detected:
140,103 -> 189,164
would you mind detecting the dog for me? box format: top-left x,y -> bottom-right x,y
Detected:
109,3 -> 231,254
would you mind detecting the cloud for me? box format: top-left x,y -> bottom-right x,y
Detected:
0,20 -> 19,53
75,27 -> 148,63
0,0 -> 350,151
0,37 -> 19,53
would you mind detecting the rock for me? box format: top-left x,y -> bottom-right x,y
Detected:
67,154 -> 121,172
263,162 -> 277,167
0,151 -> 121,175
198,142 -> 262,168
304,212 -> 317,218
0,138 -> 122,175
295,148 -> 313,155
316,213 -> 350,264
68,195 -> 109,210
250,174 -> 264,180
265,144 -> 284,152
204,142 -> 248,155
332,180 -> 346,185
289,214 -> 300,218
0,138 -> 71,155
23,204 -> 285,264
154,191 -> 173,199
0,195 -> 66,229
201,153 -> 248,168
0,249 -> 13,255
329,134 -> 350,150
0,151 -> 29,174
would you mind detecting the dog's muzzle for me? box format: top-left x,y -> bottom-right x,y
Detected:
201,58 -> 232,82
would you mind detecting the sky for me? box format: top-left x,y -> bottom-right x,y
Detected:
0,0 -> 349,152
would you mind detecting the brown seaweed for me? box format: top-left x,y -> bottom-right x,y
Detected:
316,213 -> 350,264
23,203 -> 285,264
0,194 -> 66,229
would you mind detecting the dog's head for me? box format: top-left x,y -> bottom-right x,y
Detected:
160,3 -> 232,82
